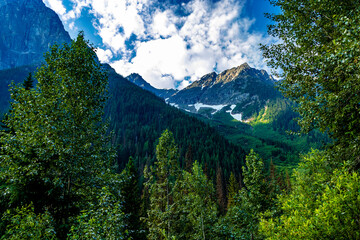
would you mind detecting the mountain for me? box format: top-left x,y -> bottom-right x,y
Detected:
126,73 -> 177,99
0,0 -> 71,70
168,63 -> 279,121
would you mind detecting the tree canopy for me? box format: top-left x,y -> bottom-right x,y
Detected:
0,32 -> 120,238
262,0 -> 360,168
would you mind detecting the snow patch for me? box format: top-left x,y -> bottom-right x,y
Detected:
169,103 -> 179,108
230,113 -> 242,121
226,104 -> 242,121
193,103 -> 227,114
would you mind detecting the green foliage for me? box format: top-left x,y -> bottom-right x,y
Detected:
203,98 -> 328,170
144,130 -> 181,240
0,33 -> 115,238
179,161 -> 218,240
262,0 -> 360,168
260,150 -> 360,239
1,204 -> 56,240
215,150 -> 274,239
120,157 -> 144,239
68,186 -> 127,240
227,172 -> 239,209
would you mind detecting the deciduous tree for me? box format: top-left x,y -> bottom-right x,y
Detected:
262,0 -> 360,168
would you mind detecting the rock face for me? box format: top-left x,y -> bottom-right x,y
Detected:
0,0 -> 71,70
168,63 -> 279,120
127,73 -> 178,99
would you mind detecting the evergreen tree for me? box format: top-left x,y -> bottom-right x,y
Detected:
185,144 -> 193,172
0,32 -> 116,238
227,172 -> 239,209
120,157 -> 144,239
215,150 -> 273,239
216,167 -> 226,214
145,130 -> 180,240
180,161 -> 218,240
23,72 -> 33,90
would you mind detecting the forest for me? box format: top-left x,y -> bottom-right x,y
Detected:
1,0 -> 360,239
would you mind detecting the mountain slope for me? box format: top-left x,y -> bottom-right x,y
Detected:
0,0 -> 71,70
168,63 -> 279,121
126,73 -> 177,99
106,66 -> 246,178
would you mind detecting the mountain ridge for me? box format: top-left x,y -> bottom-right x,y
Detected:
126,73 -> 178,99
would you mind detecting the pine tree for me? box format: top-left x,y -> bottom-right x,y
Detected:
185,144 -> 193,172
120,157 -> 144,239
216,167 -> 226,214
216,150 -> 273,239
180,161 -> 218,240
23,72 -> 33,90
145,130 -> 180,240
227,172 -> 239,209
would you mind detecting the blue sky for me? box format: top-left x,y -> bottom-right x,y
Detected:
43,0 -> 279,89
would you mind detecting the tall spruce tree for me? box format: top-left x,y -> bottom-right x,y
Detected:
120,157 -> 144,239
0,32 -> 116,238
23,72 -> 34,90
180,161 -> 218,240
145,130 -> 180,240
227,172 -> 239,209
216,167 -> 226,214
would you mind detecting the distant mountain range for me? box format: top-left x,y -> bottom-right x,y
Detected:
127,62 -> 280,122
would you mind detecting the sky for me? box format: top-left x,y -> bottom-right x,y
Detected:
43,0 -> 279,89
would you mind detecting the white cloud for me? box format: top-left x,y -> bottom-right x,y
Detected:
96,48 -> 113,63
43,0 -> 66,16
45,0 -> 277,89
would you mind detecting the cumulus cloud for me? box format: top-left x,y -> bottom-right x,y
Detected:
43,0 -> 66,16
96,48 -> 113,63
45,0 -> 277,89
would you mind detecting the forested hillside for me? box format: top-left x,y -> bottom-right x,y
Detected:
106,66 -> 246,179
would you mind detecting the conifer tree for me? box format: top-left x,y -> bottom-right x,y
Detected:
227,172 -> 239,209
23,72 -> 33,90
180,161 -> 218,240
185,144 -> 193,172
215,150 -> 273,239
216,167 -> 226,214
145,130 -> 180,240
120,157 -> 144,239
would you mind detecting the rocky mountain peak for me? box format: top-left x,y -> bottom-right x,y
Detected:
215,62 -> 253,85
126,73 -> 178,99
185,72 -> 217,90
127,73 -> 151,88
